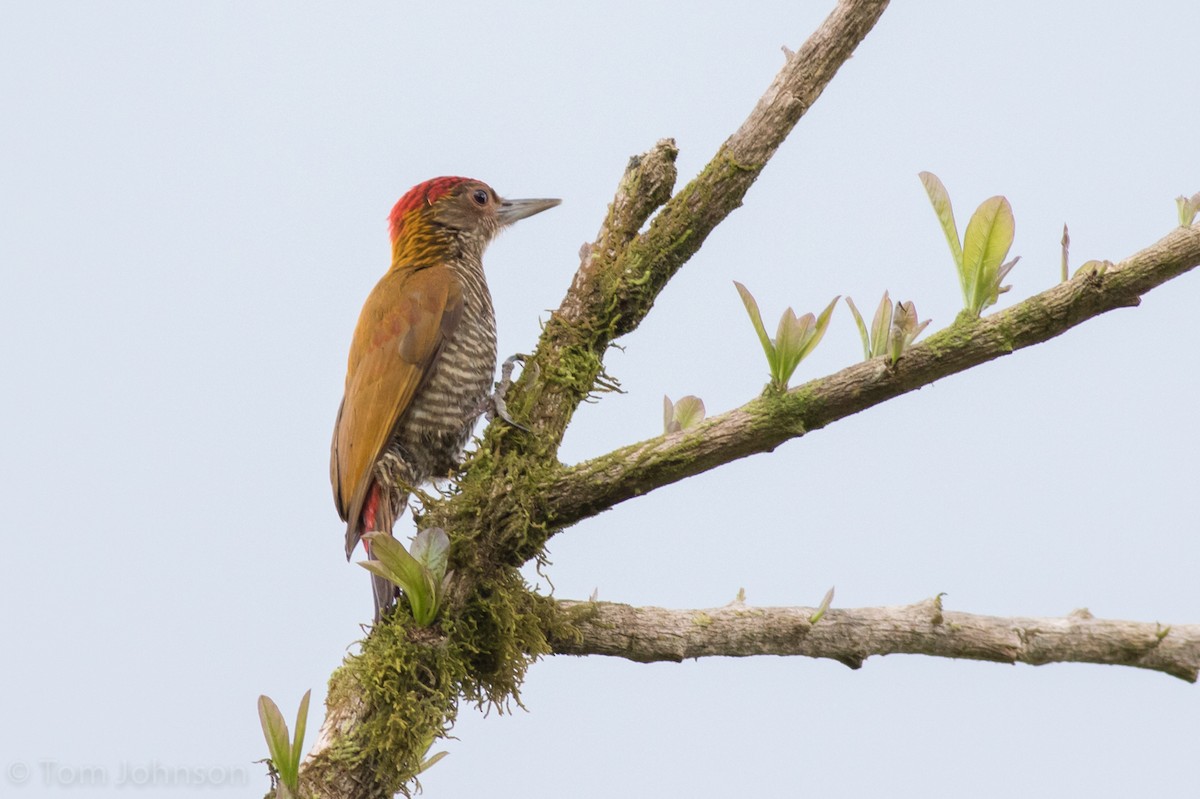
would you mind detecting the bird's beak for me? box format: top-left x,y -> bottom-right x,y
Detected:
497,197 -> 561,226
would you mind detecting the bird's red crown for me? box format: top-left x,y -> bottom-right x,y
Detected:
388,176 -> 478,242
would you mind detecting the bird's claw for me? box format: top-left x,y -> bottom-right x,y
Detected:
489,353 -> 534,431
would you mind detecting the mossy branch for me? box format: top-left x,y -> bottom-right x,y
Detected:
275,2 -> 1200,796
549,597 -> 1200,682
535,223 -> 1200,530
492,0 -> 891,454
424,0 -> 891,596
291,3 -> 890,793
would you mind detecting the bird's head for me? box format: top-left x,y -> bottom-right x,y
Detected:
387,177 -> 560,265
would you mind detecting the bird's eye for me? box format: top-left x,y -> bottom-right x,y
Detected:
472,189 -> 489,206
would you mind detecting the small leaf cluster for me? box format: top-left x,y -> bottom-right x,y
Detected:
258,690 -> 310,799
845,292 -> 930,364
734,281 -> 838,392
360,528 -> 453,626
726,172 -> 1030,398
919,171 -> 1019,317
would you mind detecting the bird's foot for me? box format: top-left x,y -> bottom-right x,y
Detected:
488,353 -> 535,431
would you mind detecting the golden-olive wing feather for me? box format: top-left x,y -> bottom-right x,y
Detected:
330,265 -> 464,537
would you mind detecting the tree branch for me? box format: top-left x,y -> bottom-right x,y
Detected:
301,10 -> 893,793
538,223 -> 1200,529
285,2 -> 1200,795
500,0 -> 891,452
551,597 -> 1200,682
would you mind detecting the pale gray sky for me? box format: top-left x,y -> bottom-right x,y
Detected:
2,2 -> 1197,797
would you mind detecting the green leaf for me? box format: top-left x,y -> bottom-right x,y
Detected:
1178,192 -> 1200,227
357,556 -> 429,619
795,295 -> 840,364
416,571 -> 440,625
845,297 -> 871,360
664,395 -> 705,434
410,527 -> 450,580
918,171 -> 963,272
290,689 -> 310,779
672,395 -> 705,430
809,586 -> 835,624
961,195 -> 1015,314
772,307 -> 810,387
361,532 -> 424,594
360,532 -> 441,625
733,281 -> 776,363
258,695 -> 291,771
358,558 -> 397,585
409,578 -> 433,624
258,695 -> 299,795
868,292 -> 892,359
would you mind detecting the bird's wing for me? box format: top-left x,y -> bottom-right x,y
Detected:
330,265 -> 464,535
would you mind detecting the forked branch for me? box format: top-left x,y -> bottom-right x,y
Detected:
502,0 -> 892,450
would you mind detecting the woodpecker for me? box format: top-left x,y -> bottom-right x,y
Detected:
331,177 -> 559,615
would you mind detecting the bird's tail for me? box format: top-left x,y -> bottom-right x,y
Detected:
352,483 -> 401,621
